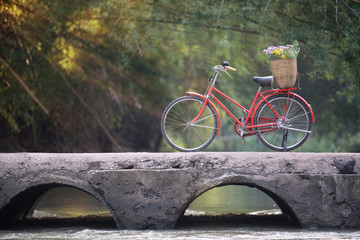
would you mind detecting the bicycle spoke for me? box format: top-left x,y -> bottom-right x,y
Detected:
192,114 -> 217,124
255,94 -> 312,151
190,124 -> 217,129
287,111 -> 311,122
161,96 -> 217,151
191,127 -> 210,145
166,125 -> 189,139
283,127 -> 311,133
284,96 -> 295,119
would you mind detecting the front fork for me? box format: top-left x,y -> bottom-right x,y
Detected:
189,82 -> 215,125
189,99 -> 208,125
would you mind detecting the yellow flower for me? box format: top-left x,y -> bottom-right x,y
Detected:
281,55 -> 285,59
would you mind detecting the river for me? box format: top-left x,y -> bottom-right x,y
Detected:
1,226 -> 360,240
1,186 -> 360,239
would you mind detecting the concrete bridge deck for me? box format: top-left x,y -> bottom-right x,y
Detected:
0,152 -> 359,229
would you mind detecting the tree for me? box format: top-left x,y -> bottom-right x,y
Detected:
1,0 -> 359,152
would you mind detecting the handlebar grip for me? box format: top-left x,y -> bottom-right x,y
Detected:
226,66 -> 236,71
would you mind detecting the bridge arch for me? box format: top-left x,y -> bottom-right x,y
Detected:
1,152 -> 359,229
0,182 -> 118,228
178,175 -> 301,226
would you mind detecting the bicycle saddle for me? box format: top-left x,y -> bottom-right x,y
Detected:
253,76 -> 273,87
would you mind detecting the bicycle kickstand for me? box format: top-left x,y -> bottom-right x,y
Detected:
282,129 -> 288,152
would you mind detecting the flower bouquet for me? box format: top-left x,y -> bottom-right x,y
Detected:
263,41 -> 300,89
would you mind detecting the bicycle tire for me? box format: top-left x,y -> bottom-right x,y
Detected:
254,94 -> 312,151
161,96 -> 218,152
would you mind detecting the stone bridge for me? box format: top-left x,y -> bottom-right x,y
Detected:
0,152 -> 359,229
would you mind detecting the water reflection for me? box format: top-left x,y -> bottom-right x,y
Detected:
186,185 -> 280,216
30,185 -> 280,219
6,186 -> 359,239
30,187 -> 111,218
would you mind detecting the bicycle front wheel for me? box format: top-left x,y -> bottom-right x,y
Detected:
161,96 -> 218,152
254,94 -> 312,152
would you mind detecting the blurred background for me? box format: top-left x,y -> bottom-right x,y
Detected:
1,0 -> 359,152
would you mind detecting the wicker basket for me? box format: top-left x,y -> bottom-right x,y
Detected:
271,59 -> 297,89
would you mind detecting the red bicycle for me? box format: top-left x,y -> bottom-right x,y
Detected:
161,61 -> 315,152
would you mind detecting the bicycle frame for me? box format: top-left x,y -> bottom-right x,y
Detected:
187,70 -> 315,136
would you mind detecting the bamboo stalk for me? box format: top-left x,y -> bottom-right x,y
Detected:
0,56 -> 49,116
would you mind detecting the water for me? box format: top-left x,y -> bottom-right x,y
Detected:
186,185 -> 279,215
1,227 -> 360,240
1,186 -> 360,239
29,185 -> 281,218
31,187 -> 111,218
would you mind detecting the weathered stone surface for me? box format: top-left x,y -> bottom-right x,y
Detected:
333,157 -> 356,174
89,169 -> 196,229
0,152 -> 359,229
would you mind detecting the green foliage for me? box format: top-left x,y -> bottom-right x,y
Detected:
0,0 -> 359,152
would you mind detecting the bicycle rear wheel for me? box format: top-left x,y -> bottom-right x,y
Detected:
254,94 -> 312,151
161,96 -> 218,152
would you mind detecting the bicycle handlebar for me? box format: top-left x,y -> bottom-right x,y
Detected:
226,66 -> 236,71
212,64 -> 237,72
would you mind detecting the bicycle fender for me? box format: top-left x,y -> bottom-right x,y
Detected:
186,92 -> 221,136
251,92 -> 315,125
293,93 -> 315,123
